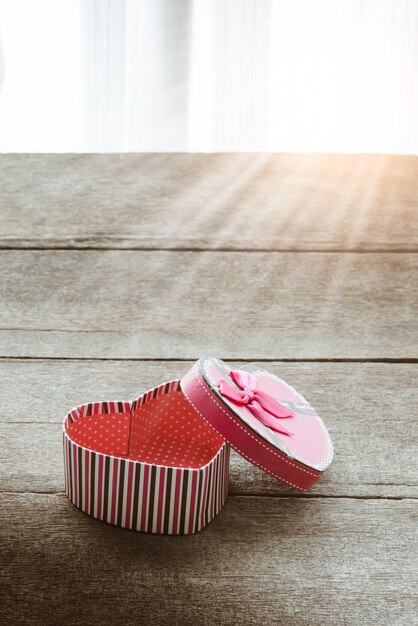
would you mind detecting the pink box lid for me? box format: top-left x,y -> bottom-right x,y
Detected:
181,357 -> 333,491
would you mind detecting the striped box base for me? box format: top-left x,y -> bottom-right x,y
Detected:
63,380 -> 229,534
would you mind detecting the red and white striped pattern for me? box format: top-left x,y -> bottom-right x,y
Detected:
63,380 -> 229,534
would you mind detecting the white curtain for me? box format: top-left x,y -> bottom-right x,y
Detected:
0,0 -> 417,153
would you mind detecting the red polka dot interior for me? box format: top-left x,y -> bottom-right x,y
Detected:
67,390 -> 223,468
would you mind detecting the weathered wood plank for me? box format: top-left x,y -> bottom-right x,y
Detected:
1,359 -> 416,498
1,154 -> 417,251
1,494 -> 416,626
0,251 -> 416,359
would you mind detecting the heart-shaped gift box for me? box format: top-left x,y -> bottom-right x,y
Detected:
63,357 -> 333,534
63,379 -> 228,535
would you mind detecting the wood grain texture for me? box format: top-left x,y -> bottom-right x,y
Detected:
0,250 -> 416,359
0,359 -> 417,498
1,153 -> 417,626
1,494 -> 416,626
1,153 -> 417,251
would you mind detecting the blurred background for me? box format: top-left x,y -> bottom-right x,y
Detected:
0,0 -> 417,154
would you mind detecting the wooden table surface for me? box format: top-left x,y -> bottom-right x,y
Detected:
0,154 -> 417,626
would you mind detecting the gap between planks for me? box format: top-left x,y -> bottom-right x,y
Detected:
1,490 -> 415,502
0,356 -> 417,363
1,245 -> 418,253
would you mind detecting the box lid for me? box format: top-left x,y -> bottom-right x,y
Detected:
181,357 -> 333,491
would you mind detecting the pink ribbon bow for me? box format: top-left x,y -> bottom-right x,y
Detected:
219,370 -> 294,436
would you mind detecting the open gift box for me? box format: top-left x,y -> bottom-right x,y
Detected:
63,357 -> 333,534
